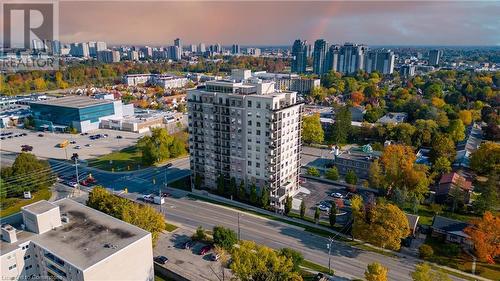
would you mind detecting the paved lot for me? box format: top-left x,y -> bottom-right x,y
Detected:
154,229 -> 230,281
0,128 -> 143,160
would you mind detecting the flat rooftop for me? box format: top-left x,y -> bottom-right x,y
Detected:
22,200 -> 58,215
30,96 -> 113,109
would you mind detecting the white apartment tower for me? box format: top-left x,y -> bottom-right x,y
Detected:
187,69 -> 303,209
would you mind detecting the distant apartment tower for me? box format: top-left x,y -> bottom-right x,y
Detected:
246,48 -> 261,57
198,43 -> 206,53
337,43 -> 367,74
0,199 -> 153,281
128,50 -> 139,61
326,45 -> 340,72
140,46 -> 153,59
231,44 -> 241,54
428,49 -> 442,66
400,64 -> 416,78
174,38 -> 182,50
168,46 -> 181,61
69,43 -> 90,58
97,50 -> 120,63
187,70 -> 304,209
364,50 -> 395,74
189,44 -> 197,53
291,39 -> 307,74
313,39 -> 328,75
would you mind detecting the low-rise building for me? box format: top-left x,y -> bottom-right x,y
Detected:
431,216 -> 472,247
252,72 -> 320,94
333,145 -> 381,179
436,172 -> 473,204
123,74 -> 188,89
377,112 -> 408,125
1,199 -> 154,281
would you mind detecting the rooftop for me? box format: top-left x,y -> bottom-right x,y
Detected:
22,200 -> 58,215
2,199 -> 150,270
431,215 -> 470,233
31,96 -> 113,109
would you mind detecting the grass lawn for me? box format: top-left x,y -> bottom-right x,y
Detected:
88,145 -> 143,171
301,260 -> 333,275
168,176 -> 192,191
164,222 -> 179,232
403,204 -> 481,226
0,188 -> 52,218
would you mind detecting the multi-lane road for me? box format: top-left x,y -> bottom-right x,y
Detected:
0,151 -> 470,281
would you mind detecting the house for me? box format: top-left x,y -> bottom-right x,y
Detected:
376,112 -> 408,124
349,106 -> 366,122
405,213 -> 420,236
431,216 -> 472,248
436,172 -> 473,204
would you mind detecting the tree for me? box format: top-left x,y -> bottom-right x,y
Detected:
331,105 -> 351,144
217,174 -> 225,196
429,203 -> 443,215
302,113 -> 324,144
230,240 -> 302,281
352,200 -> 410,250
249,183 -> 258,205
238,180 -> 246,200
464,211 -> 500,264
230,177 -> 238,199
411,263 -> 451,281
418,244 -> 434,259
260,186 -> 270,208
350,91 -> 365,106
193,226 -> 206,241
278,248 -> 304,272
329,204 -> 337,228
447,119 -> 465,142
368,160 -> 384,190
433,157 -> 452,174
365,262 -> 388,281
213,225 -> 238,250
473,173 -> 499,214
314,207 -> 320,223
325,167 -> 339,181
300,200 -> 306,219
458,110 -> 473,126
284,195 -> 293,215
430,135 -> 456,163
306,167 -> 320,177
345,170 -> 358,185
136,128 -> 186,165
470,142 -> 500,175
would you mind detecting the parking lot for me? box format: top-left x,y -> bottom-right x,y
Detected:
154,229 -> 230,281
0,128 -> 143,160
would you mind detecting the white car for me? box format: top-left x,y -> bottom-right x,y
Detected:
331,192 -> 344,198
319,205 -> 330,212
74,145 -> 81,149
142,194 -> 155,203
67,181 -> 78,188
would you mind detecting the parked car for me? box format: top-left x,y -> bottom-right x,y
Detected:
21,133 -> 27,136
70,140 -> 77,144
38,133 -> 44,137
21,145 -> 33,152
211,253 -> 220,261
199,245 -> 211,255
74,145 -> 81,149
141,194 -> 155,203
319,205 -> 330,212
67,181 -> 78,188
154,256 -> 168,265
116,135 -> 123,139
0,137 -> 5,140
331,192 -> 344,199
183,240 -> 194,249
161,192 -> 172,198
85,144 -> 91,147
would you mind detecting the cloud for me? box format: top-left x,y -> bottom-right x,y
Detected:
57,1 -> 500,46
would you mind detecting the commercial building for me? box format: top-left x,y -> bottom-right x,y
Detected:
313,39 -> 328,75
122,74 -> 188,89
428,49 -> 442,66
187,70 -> 304,209
0,199 -> 154,281
101,110 -> 186,133
30,96 -> 133,133
291,39 -> 308,74
333,145 -> 381,179
364,50 -> 395,74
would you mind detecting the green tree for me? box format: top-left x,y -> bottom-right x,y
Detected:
238,180 -> 246,200
473,173 -> 499,214
331,105 -> 351,144
418,245 -> 434,259
136,128 -> 186,165
433,157 -> 452,174
213,225 -> 238,250
329,203 -> 337,228
369,160 -> 384,190
365,262 -> 388,281
470,142 -> 500,175
314,207 -> 320,223
260,186 -> 270,208
193,226 -> 206,241
345,170 -> 358,185
300,200 -> 306,219
447,119 -> 465,142
278,248 -> 304,272
217,174 -> 225,196
430,135 -> 456,164
249,183 -> 258,205
325,167 -> 339,180
284,195 -> 293,215
306,167 -> 320,177
411,263 -> 451,281
230,177 -> 238,199
302,113 -> 324,144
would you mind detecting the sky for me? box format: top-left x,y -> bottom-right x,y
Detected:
55,1 -> 500,46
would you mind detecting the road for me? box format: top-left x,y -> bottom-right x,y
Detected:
0,151 -> 469,281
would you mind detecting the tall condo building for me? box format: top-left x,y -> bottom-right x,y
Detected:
231,44 -> 241,54
69,43 -> 90,58
140,46 -> 153,59
428,49 -> 442,66
364,49 -> 395,74
168,45 -> 181,61
187,69 -> 304,209
312,39 -> 328,75
198,43 -> 206,53
291,39 -> 307,74
189,44 -> 197,53
337,43 -> 367,74
174,38 -> 182,50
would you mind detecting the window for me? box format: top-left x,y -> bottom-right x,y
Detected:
248,120 -> 252,126
24,255 -> 31,260
257,102 -> 261,108
247,100 -> 252,107
256,122 -> 261,127
248,161 -> 252,166
256,130 -> 261,135
256,163 -> 260,168
8,264 -> 16,270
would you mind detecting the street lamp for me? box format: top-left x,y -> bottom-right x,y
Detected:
327,237 -> 334,275
71,153 -> 79,197
237,212 -> 243,240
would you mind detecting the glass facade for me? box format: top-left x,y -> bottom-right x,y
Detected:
30,103 -> 115,126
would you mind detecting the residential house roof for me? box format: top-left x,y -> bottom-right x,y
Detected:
439,172 -> 472,190
431,216 -> 470,235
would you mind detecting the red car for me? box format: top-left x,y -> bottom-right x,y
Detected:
199,245 -> 211,255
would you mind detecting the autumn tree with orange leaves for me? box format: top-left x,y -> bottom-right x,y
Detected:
464,212 -> 500,264
350,91 -> 365,106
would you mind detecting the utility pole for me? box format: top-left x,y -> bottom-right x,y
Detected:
237,212 -> 241,240
71,153 -> 79,197
327,237 -> 334,275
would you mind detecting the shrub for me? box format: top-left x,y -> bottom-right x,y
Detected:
345,170 -> 358,185
418,244 -> 434,259
193,226 -> 206,241
307,167 -> 320,177
325,167 -> 339,180
213,225 -> 238,250
442,244 -> 460,257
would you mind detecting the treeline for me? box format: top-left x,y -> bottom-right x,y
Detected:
136,128 -> 187,165
87,186 -> 166,245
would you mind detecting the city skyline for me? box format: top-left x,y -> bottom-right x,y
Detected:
54,1 -> 500,46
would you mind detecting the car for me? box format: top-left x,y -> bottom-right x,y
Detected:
154,256 -> 168,264
161,192 -> 172,198
80,180 -> 89,187
84,132 -> 89,135
116,135 -> 123,139
183,240 -> 194,249
141,194 -> 155,203
70,140 -> 77,144
67,181 -> 78,188
331,192 -> 344,199
103,134 -> 108,137
85,144 -> 91,147
7,136 -> 13,138
0,137 -> 5,140
21,145 -> 33,152
211,253 -> 220,261
21,133 -> 27,136
13,134 -> 20,137
319,205 -> 330,212
199,245 -> 211,255
38,134 -> 44,137
74,145 -> 81,149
